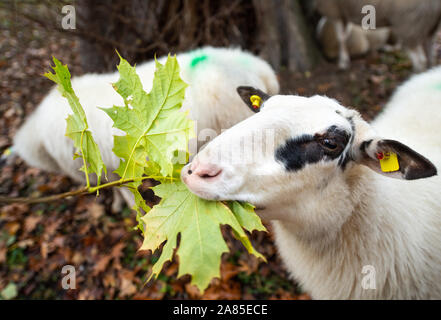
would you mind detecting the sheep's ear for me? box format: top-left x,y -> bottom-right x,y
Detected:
236,86 -> 271,113
356,138 -> 437,180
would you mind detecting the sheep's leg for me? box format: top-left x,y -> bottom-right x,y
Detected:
407,45 -> 427,72
381,43 -> 401,53
111,188 -> 125,214
118,187 -> 136,210
424,36 -> 436,68
335,20 -> 351,70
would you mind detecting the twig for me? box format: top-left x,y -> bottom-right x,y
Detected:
0,175 -> 176,205
0,187 -> 89,204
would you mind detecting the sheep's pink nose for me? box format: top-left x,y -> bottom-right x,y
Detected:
189,161 -> 222,179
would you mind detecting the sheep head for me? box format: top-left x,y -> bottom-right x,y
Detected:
181,88 -> 437,224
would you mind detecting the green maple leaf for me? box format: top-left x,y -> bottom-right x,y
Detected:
102,54 -> 194,179
140,179 -> 266,292
102,55 -> 194,215
45,57 -> 106,185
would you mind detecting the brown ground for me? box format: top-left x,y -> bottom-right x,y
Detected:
0,16 -> 438,300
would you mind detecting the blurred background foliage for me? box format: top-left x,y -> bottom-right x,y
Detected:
0,0 -> 320,72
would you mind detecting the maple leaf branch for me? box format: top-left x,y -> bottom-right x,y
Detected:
0,176 -> 178,205
0,187 -> 89,204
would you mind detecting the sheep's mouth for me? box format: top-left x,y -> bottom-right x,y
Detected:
199,169 -> 222,179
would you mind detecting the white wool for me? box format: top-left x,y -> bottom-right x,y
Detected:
374,65 -> 441,155
183,67 -> 441,299
272,80 -> 441,298
13,46 -> 279,207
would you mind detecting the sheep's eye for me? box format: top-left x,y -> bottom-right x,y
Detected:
322,139 -> 338,150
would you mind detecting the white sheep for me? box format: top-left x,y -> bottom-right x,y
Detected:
13,46 -> 279,211
181,67 -> 441,299
315,0 -> 441,71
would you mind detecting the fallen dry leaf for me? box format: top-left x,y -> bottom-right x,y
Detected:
40,241 -> 48,259
0,248 -> 6,264
44,219 -> 62,237
94,257 -> 112,276
185,283 -> 202,299
119,278 -> 136,296
103,272 -> 116,288
5,221 -> 20,235
16,239 -> 34,248
88,202 -> 105,222
317,82 -> 333,93
220,262 -> 240,282
24,215 -> 42,233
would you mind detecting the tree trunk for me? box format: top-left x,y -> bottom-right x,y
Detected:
76,0 -> 109,73
253,0 -> 283,70
283,0 -> 321,72
254,0 -> 321,72
11,0 -> 321,73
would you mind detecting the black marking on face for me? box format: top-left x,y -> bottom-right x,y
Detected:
275,134 -> 322,171
359,139 -> 373,153
275,126 -> 350,172
338,151 -> 351,169
338,117 -> 356,170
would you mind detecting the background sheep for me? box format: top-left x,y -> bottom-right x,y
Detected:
13,46 -> 279,211
181,66 -> 441,299
316,17 -> 390,60
315,0 -> 441,71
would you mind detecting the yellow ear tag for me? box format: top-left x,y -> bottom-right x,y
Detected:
379,152 -> 400,172
2,148 -> 12,157
250,95 -> 262,110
